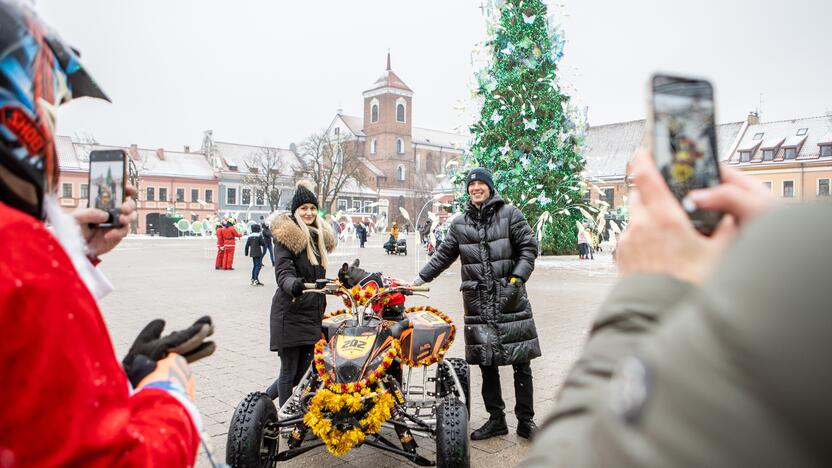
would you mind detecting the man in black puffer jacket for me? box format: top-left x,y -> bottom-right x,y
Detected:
414,167 -> 541,441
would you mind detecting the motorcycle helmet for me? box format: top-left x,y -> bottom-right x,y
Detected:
0,0 -> 108,219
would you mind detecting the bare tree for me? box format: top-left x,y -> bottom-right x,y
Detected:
241,146 -> 289,212
293,130 -> 367,213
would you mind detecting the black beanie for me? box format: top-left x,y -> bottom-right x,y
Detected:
466,167 -> 495,194
291,180 -> 318,213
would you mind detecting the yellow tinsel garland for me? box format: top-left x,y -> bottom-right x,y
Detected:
303,386 -> 396,457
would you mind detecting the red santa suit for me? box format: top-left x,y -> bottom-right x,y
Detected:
0,201 -> 201,466
222,224 -> 241,270
215,225 -> 225,269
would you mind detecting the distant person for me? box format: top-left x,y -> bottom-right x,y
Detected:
221,218 -> 242,270
245,224 -> 267,286
390,222 -> 399,241
260,215 -> 274,266
355,222 -> 367,248
215,221 -> 225,270
265,180 -> 335,407
414,168 -> 541,440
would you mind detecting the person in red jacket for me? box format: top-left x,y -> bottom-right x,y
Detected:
215,221 -> 225,269
222,217 -> 242,270
0,2 -> 216,466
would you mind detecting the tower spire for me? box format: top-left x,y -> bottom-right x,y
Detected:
386,50 -> 391,71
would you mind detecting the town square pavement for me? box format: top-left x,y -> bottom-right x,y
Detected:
97,234 -> 617,467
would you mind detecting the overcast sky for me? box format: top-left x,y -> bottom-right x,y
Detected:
35,0 -> 832,151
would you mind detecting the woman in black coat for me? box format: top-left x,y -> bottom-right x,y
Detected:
264,181 -> 336,407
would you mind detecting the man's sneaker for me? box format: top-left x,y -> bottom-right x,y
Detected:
470,416 -> 508,440
516,420 -> 538,440
255,280 -> 264,286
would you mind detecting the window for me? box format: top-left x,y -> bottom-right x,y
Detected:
363,201 -> 373,213
762,181 -> 772,191
146,187 -> 155,201
80,184 -> 89,200
762,149 -> 775,161
334,127 -> 340,136
352,200 -> 361,211
397,164 -> 406,181
205,189 -> 213,204
396,103 -> 405,122
241,188 -> 251,205
337,199 -> 348,212
334,146 -> 342,167
176,188 -> 185,203
256,189 -> 265,205
783,148 -> 797,159
62,183 -> 72,198
752,133 -> 764,140
370,139 -> 377,154
159,187 -> 168,202
226,187 -> 236,205
396,138 -> 404,154
783,180 -> 795,198
370,98 -> 379,123
821,145 -> 832,157
191,189 -> 199,202
602,188 -> 615,209
819,179 -> 830,197
796,128 -> 808,136
739,151 -> 752,162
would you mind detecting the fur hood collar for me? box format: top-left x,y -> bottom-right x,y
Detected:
271,214 -> 336,255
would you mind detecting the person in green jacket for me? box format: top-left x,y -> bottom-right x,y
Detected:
525,150 -> 831,467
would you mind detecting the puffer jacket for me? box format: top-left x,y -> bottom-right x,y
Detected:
418,194 -> 541,366
269,214 -> 336,352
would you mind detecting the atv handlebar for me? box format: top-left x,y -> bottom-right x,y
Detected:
303,282 -> 430,293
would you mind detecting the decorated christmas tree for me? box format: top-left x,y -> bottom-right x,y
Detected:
463,0 -> 588,254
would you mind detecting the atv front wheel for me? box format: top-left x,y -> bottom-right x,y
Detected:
438,358 -> 471,419
226,392 -> 279,468
435,397 -> 469,468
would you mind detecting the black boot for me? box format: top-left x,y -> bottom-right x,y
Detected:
517,420 -> 538,440
471,416 -> 508,440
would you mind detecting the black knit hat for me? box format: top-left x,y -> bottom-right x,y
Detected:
291,179 -> 318,213
466,167 -> 495,194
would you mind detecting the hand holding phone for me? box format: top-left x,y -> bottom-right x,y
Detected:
648,74 -> 722,234
87,149 -> 127,228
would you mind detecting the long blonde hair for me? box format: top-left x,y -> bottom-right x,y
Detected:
294,208 -> 328,269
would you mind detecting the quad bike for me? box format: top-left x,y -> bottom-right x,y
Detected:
226,260 -> 470,467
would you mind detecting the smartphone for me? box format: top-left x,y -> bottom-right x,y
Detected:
648,73 -> 723,234
87,149 -> 127,228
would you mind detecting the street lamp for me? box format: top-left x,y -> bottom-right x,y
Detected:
414,192 -> 445,274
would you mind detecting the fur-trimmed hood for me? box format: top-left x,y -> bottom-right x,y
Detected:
271,214 -> 336,255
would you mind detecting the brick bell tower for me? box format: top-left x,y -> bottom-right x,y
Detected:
362,53 -> 413,167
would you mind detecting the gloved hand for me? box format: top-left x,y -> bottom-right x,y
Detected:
509,277 -> 523,285
412,276 -> 425,286
122,316 -> 216,387
315,279 -> 329,289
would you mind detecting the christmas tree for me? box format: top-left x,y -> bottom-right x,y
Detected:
464,0 -> 589,254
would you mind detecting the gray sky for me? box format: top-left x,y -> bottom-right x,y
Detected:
36,0 -> 832,151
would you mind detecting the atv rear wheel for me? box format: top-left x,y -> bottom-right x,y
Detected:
437,358 -> 470,419
435,397 -> 469,468
226,392 -> 279,468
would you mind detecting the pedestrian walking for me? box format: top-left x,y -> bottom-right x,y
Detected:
577,224 -> 590,260
245,224 -> 267,286
355,222 -> 367,248
260,215 -> 274,266
265,180 -> 336,407
414,167 -> 541,440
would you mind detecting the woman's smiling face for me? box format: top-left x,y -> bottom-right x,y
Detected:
297,203 -> 317,225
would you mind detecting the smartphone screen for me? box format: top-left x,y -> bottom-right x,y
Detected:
651,74 -> 722,233
88,149 -> 127,227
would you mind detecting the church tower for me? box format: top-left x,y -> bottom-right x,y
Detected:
362,53 -> 413,171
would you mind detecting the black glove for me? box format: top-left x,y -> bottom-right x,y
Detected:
122,316 -> 216,387
291,279 -> 305,297
315,279 -> 329,289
